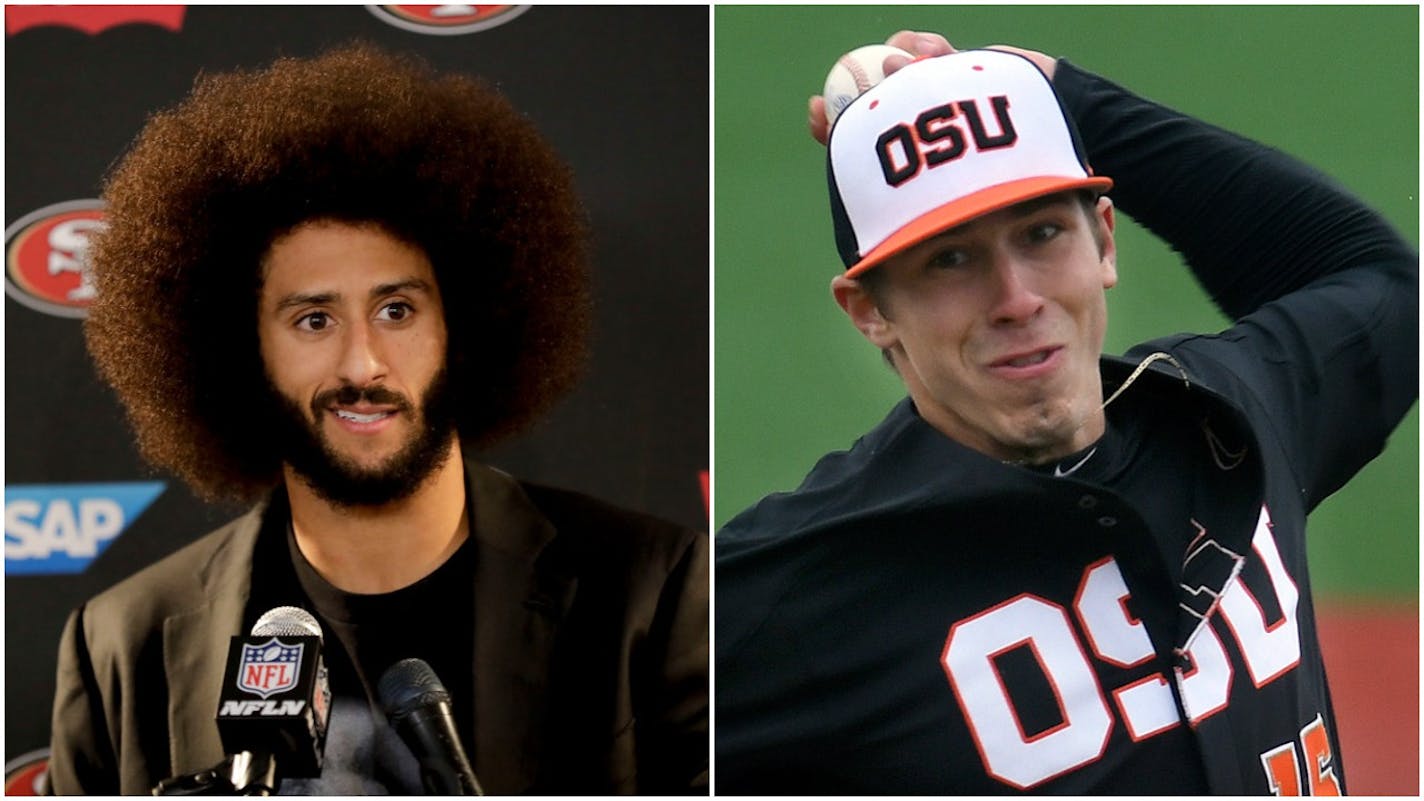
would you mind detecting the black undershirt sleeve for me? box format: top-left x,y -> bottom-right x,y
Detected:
1052,58 -> 1415,321
1053,57 -> 1417,506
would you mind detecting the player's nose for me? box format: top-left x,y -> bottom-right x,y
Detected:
987,255 -> 1045,325
335,320 -> 389,386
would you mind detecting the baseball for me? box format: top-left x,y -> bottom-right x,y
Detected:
823,44 -> 913,127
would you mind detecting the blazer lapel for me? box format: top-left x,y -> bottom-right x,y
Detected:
162,504 -> 266,777
464,462 -> 577,795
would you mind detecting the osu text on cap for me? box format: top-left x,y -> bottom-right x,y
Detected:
877,97 -> 1019,187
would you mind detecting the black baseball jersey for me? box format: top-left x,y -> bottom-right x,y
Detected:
715,60 -> 1418,794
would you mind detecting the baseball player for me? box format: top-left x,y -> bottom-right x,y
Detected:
715,32 -> 1417,794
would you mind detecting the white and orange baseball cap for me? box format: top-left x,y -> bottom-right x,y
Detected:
828,49 -> 1112,278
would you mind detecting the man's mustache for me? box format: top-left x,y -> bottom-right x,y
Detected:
310,384 -> 414,416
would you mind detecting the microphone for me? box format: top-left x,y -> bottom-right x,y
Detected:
212,606 -> 331,794
378,658 -> 483,795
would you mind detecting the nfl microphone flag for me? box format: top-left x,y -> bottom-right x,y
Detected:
216,632 -> 329,778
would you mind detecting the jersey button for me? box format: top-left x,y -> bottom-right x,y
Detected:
1078,495 -> 1098,509
1097,516 -> 1118,527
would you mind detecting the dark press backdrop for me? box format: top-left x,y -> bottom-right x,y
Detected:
3,6 -> 708,788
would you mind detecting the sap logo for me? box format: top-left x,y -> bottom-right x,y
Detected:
5,482 -> 165,575
220,699 -> 308,717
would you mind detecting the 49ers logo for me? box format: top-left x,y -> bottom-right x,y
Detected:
3,750 -> 49,796
368,5 -> 530,35
5,200 -> 106,318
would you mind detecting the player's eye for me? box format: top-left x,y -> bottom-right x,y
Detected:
376,302 -> 413,322
925,248 -> 970,270
1026,221 -> 1064,243
295,311 -> 330,332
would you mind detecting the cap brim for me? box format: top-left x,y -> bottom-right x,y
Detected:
843,175 -> 1114,279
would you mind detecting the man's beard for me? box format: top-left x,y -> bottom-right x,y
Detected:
264,367 -> 458,508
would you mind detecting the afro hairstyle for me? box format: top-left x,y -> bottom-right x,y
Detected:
84,42 -> 591,503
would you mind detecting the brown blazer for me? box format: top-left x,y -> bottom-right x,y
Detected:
45,461 -> 708,795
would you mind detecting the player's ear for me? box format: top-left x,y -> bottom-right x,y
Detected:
832,274 -> 898,348
1095,195 -> 1118,289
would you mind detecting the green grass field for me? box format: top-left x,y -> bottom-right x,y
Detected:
713,5 -> 1419,600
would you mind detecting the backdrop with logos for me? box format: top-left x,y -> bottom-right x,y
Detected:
4,6 -> 709,790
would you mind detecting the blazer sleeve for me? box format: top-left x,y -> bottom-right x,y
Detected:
635,530 -> 709,794
45,605 -> 120,795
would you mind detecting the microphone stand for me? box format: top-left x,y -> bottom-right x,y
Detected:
151,752 -> 276,796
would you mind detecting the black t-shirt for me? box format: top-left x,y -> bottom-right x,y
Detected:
276,526 -> 476,794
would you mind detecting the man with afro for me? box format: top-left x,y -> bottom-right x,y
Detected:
44,44 -> 707,795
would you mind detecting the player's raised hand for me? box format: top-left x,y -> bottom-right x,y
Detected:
983,44 -> 1058,80
807,33 -> 1058,146
808,31 -> 956,145
883,30 -> 955,71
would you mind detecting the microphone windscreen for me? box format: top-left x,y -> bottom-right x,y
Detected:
376,658 -> 482,794
378,657 -> 451,718
253,606 -> 323,639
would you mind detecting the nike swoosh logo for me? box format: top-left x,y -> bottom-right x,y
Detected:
1202,422 -> 1247,470
1053,446 -> 1098,478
